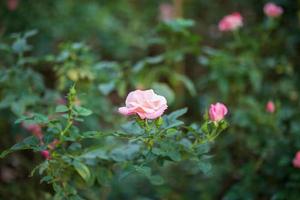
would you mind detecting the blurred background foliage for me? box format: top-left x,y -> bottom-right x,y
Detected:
1,0 -> 300,199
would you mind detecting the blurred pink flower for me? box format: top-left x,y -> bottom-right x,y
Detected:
56,97 -> 67,105
41,150 -> 50,160
119,89 -> 168,120
266,101 -> 275,113
48,139 -> 59,150
159,3 -> 175,21
7,0 -> 19,11
21,123 -> 43,140
264,3 -> 283,17
218,12 -> 243,32
209,102 -> 228,122
293,151 -> 300,168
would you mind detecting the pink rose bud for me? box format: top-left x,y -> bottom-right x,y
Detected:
264,3 -> 283,18
41,150 -> 50,160
7,0 -> 19,11
209,102 -> 228,122
119,89 -> 168,120
159,3 -> 175,22
293,151 -> 300,168
218,12 -> 243,32
266,101 -> 275,113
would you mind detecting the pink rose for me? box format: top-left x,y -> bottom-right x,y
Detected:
209,102 -> 228,122
21,123 -> 43,140
7,0 -> 19,11
159,3 -> 175,22
264,3 -> 283,17
293,151 -> 300,168
119,89 -> 168,120
218,12 -> 243,32
41,150 -> 50,160
266,101 -> 275,113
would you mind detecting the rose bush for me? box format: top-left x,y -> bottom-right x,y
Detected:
0,1 -> 300,199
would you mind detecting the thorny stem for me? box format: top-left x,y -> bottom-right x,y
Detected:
60,85 -> 76,139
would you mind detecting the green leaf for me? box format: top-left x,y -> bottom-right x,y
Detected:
55,105 -> 68,113
135,166 -> 151,177
24,29 -> 38,38
168,108 -> 188,120
163,108 -> 187,129
15,113 -> 49,124
73,105 -> 92,116
72,160 -> 91,183
0,136 -> 40,158
12,38 -> 31,54
110,144 -> 140,161
96,167 -> 112,186
194,143 -> 210,155
80,131 -> 102,139
40,175 -> 53,184
198,162 -> 212,175
80,149 -> 109,160
162,18 -> 195,34
135,166 -> 164,185
149,175 -> 164,185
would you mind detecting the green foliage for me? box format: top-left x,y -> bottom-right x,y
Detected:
1,1 -> 300,199
1,86 -> 227,199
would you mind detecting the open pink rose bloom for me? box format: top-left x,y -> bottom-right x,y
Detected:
209,102 -> 228,122
118,89 -> 168,120
293,151 -> 300,168
218,12 -> 243,32
264,2 -> 283,17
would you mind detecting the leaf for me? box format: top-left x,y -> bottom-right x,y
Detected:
96,167 -> 112,186
135,166 -> 164,185
24,29 -> 38,38
12,38 -> 31,54
72,160 -> 91,183
135,166 -> 151,177
68,143 -> 82,151
132,55 -> 164,73
163,108 -> 188,129
110,144 -> 140,162
162,18 -> 195,34
168,108 -> 188,120
153,141 -> 181,161
73,105 -> 92,116
55,105 -> 68,113
40,175 -> 53,184
80,131 -> 102,139
0,136 -> 40,158
198,162 -> 212,175
15,113 -> 49,124
30,160 -> 48,177
149,175 -> 164,185
80,149 -> 109,160
120,121 -> 144,135
194,143 -> 210,155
